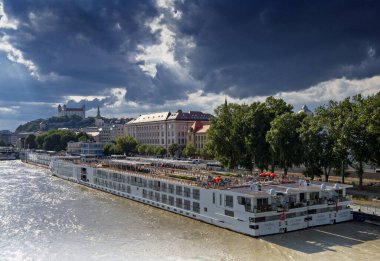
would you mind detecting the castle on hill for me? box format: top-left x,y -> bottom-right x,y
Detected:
57,104 -> 85,118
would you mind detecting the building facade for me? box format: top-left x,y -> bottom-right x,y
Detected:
126,110 -> 211,149
58,104 -> 86,118
187,121 -> 210,150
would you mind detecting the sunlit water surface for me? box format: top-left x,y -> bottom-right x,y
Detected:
1,161 -> 379,261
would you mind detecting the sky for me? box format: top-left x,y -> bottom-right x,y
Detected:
0,0 -> 379,131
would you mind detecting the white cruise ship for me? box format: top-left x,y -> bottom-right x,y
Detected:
23,151 -> 353,237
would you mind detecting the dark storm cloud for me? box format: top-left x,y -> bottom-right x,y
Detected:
1,0 -> 162,103
172,0 -> 380,98
1,0 -> 380,108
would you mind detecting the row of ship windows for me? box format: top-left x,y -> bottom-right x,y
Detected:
248,206 -> 344,223
141,189 -> 200,213
94,172 -> 201,200
55,165 -> 74,178
93,178 -> 201,214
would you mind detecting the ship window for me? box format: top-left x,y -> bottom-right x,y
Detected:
253,217 -> 266,223
212,193 -> 215,204
149,191 -> 154,200
192,189 -> 200,200
155,192 -> 160,202
161,183 -> 167,192
300,193 -> 305,202
309,192 -> 319,200
257,198 -> 269,211
225,210 -> 234,217
142,189 -> 147,198
204,207 -> 207,212
162,194 -> 168,204
225,195 -> 234,208
184,200 -> 191,210
176,198 -> 183,208
176,186 -> 183,196
286,212 -> 296,219
308,209 -> 317,215
266,215 -> 281,221
193,202 -> 200,213
249,225 -> 259,230
168,184 -> 174,193
184,187 -> 191,197
169,196 -> 174,206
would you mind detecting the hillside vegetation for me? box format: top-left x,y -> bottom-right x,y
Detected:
15,115 -> 95,133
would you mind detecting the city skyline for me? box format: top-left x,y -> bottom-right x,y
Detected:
1,0 -> 380,130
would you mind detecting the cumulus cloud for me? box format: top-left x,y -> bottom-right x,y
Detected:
0,1 -> 18,29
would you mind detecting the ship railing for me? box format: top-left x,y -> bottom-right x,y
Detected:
253,205 -> 274,213
307,198 -> 328,206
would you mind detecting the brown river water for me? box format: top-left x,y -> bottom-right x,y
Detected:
1,160 -> 379,261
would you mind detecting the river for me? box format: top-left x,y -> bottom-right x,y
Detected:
1,160 -> 379,261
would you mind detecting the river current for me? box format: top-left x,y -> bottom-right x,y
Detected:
0,160 -> 379,261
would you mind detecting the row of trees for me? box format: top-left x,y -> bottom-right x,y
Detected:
24,130 -> 93,151
206,93 -> 380,187
103,137 -> 197,158
23,128 -> 199,158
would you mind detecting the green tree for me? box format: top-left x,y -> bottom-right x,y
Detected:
146,145 -> 155,155
344,95 -> 376,188
207,103 -> 249,169
36,130 -> 77,151
182,143 -> 196,158
24,134 -> 38,149
168,143 -> 179,157
244,97 -> 293,172
299,113 -> 336,181
266,112 -> 305,176
77,132 -> 94,142
137,144 -> 147,155
114,136 -> 138,155
0,140 -> 5,146
155,146 -> 167,156
363,92 -> 380,165
324,98 -> 352,184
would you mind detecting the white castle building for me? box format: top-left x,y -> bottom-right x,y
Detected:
58,104 -> 85,118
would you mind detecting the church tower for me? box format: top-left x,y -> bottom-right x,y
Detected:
95,106 -> 104,127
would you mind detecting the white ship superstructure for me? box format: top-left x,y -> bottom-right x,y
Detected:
0,147 -> 16,160
24,151 -> 353,237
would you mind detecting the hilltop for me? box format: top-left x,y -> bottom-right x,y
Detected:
15,115 -> 95,133
15,115 -> 133,133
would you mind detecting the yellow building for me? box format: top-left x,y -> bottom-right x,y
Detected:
187,121 -> 210,150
